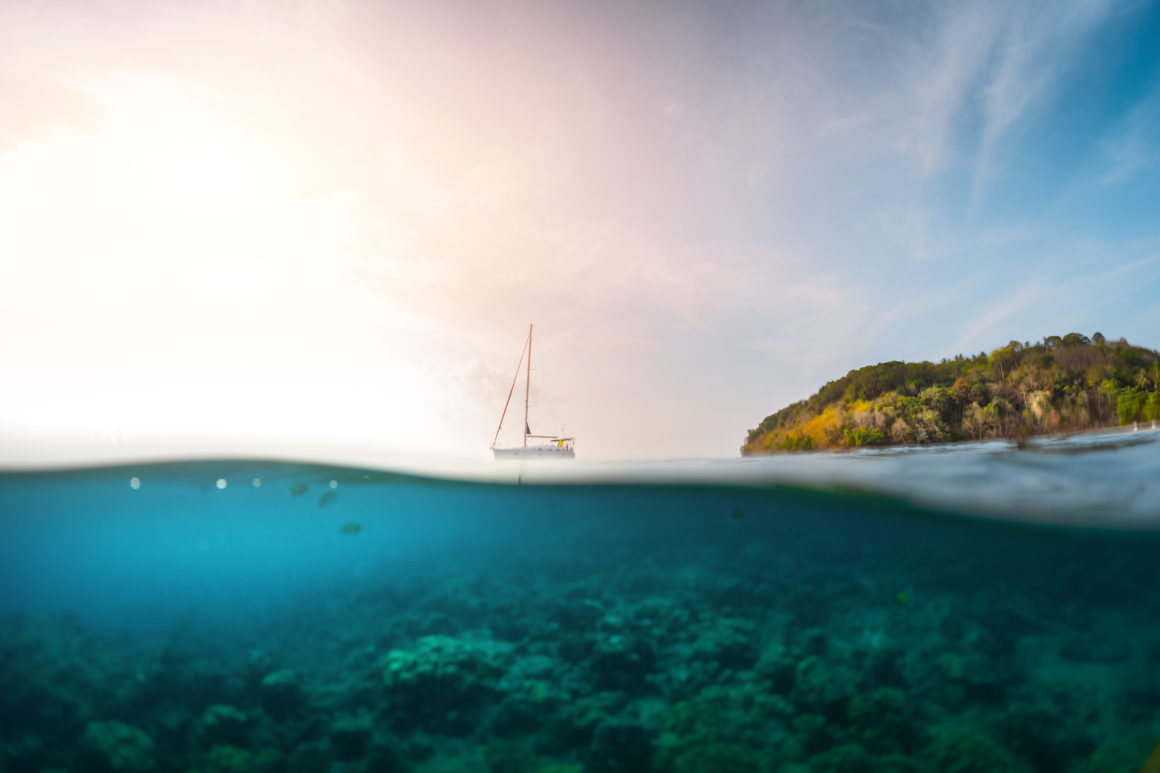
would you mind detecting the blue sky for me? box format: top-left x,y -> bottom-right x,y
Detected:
0,0 -> 1158,461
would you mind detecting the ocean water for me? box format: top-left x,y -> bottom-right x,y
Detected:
1,430 -> 1159,773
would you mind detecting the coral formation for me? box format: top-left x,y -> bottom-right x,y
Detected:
197,705 -> 249,749
2,465 -> 1159,773
258,670 -> 303,720
79,721 -> 156,772
380,635 -> 504,734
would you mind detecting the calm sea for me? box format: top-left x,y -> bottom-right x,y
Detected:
1,429 -> 1158,772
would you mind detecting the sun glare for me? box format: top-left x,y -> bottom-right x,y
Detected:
52,72 -> 323,313
78,73 -> 275,219
136,139 -> 259,215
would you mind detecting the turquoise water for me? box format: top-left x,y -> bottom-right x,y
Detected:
2,432 -> 1159,772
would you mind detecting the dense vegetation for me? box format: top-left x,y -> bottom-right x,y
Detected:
743,333 -> 1160,454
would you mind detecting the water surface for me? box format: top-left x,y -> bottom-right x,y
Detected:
2,431 -> 1159,772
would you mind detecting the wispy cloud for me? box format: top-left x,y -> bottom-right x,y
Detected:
947,279 -> 1049,357
900,0 -> 1116,201
904,1 -> 1003,176
1101,81 -> 1160,184
971,0 -> 1116,205
944,248 -> 1160,358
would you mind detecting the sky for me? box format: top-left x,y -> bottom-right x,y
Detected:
1,0 -> 1159,462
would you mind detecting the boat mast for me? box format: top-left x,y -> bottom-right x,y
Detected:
491,328 -> 530,450
523,324 -> 532,447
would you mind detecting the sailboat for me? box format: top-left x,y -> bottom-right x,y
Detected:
491,324 -> 575,459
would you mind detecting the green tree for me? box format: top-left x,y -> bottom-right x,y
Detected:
1117,391 -> 1146,424
989,346 -> 1018,379
1136,368 -> 1152,391
844,427 -> 886,447
970,380 -> 990,405
1100,379 -> 1119,409
920,386 -> 952,417
1145,393 -> 1160,422
779,432 -> 815,451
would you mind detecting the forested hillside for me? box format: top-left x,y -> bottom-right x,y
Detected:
742,333 -> 1160,454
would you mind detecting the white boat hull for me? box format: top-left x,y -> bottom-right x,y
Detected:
490,325 -> 575,460
492,444 -> 575,460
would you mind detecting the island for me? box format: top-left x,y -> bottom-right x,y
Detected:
742,333 -> 1160,454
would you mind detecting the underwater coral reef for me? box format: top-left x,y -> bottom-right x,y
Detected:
1,470 -> 1159,772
